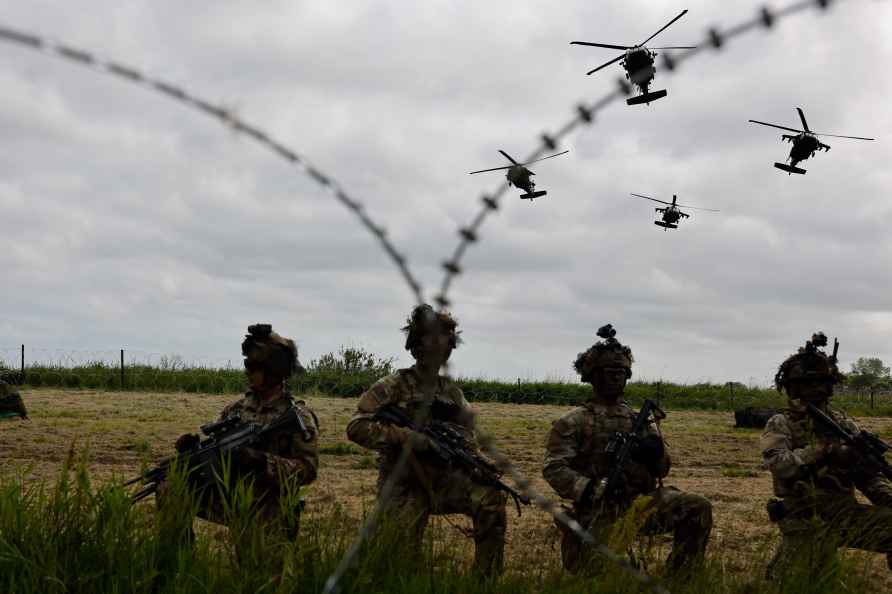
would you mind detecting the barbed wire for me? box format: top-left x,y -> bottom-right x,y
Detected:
433,0 -> 841,309
0,0 -> 854,590
0,24 -> 425,305
327,1 -> 851,592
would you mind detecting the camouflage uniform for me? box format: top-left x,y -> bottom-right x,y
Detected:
158,324 -> 318,540
208,391 -> 319,527
0,379 -> 28,420
543,325 -> 712,573
544,396 -> 712,572
762,333 -> 892,578
347,368 -> 508,576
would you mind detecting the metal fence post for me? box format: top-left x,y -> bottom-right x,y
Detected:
20,344 -> 24,384
120,349 -> 125,388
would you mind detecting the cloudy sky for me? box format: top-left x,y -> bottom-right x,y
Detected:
0,1 -> 889,386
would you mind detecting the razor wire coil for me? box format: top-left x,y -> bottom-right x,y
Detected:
434,0 -> 838,309
0,0 -> 855,591
326,1 -> 849,592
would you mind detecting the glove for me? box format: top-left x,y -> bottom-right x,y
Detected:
824,443 -> 858,467
578,478 -> 597,506
401,429 -> 434,454
630,434 -> 665,464
175,433 -> 200,452
236,447 -> 268,470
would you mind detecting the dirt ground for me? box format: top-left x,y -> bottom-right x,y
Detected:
2,388 -> 892,586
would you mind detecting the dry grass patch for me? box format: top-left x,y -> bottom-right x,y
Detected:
2,388 -> 891,587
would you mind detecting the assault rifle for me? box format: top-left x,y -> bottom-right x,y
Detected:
126,407 -> 311,503
591,398 -> 666,503
805,403 -> 892,482
372,403 -> 531,515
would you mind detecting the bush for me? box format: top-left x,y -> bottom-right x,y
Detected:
296,346 -> 395,398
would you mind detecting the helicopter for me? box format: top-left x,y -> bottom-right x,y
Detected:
469,149 -> 569,201
628,193 -> 719,230
749,107 -> 875,175
571,9 -> 695,106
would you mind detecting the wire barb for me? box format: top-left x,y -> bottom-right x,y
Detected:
541,133 -> 558,151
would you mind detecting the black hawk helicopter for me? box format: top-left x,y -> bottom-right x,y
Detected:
749,107 -> 875,175
628,193 -> 718,230
571,9 -> 695,106
469,149 -> 569,201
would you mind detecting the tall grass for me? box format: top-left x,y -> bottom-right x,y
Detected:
0,452 -> 884,593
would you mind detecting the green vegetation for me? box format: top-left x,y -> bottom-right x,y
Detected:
0,454 -> 881,594
6,347 -> 892,415
319,443 -> 363,456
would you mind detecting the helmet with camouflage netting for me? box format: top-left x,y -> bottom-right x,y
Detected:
241,323 -> 305,379
574,324 -> 634,380
402,304 -> 462,354
774,331 -> 843,392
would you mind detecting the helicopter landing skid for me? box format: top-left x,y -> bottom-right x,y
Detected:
654,221 -> 678,229
627,89 -> 668,106
519,190 -> 547,200
774,162 -> 806,175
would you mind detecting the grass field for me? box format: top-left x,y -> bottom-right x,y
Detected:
2,388 -> 892,592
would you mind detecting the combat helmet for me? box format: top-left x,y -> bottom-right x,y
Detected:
241,323 -> 305,379
774,331 -> 843,392
574,324 -> 634,380
402,304 -> 462,353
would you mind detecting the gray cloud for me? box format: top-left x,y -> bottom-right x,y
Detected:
0,1 -> 889,387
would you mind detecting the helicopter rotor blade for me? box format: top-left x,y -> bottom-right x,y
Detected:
639,9 -> 689,46
586,54 -> 625,75
630,193 -> 673,206
468,165 -> 515,175
570,41 -> 631,50
649,46 -> 697,49
675,203 -> 720,212
517,150 -> 570,167
796,107 -> 811,133
812,132 -> 875,141
498,150 -> 519,165
748,119 -> 803,134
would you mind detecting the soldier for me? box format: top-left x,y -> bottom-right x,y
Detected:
346,304 -> 508,577
543,324 -> 712,574
0,377 -> 28,420
160,323 -> 318,541
762,332 -> 892,580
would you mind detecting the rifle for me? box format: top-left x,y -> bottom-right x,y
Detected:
805,403 -> 892,482
372,403 -> 531,515
592,398 -> 666,504
126,407 -> 311,503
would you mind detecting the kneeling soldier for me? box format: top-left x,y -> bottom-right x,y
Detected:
762,332 -> 892,580
160,324 -> 318,540
346,304 -> 508,577
543,324 -> 712,574
0,378 -> 28,420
